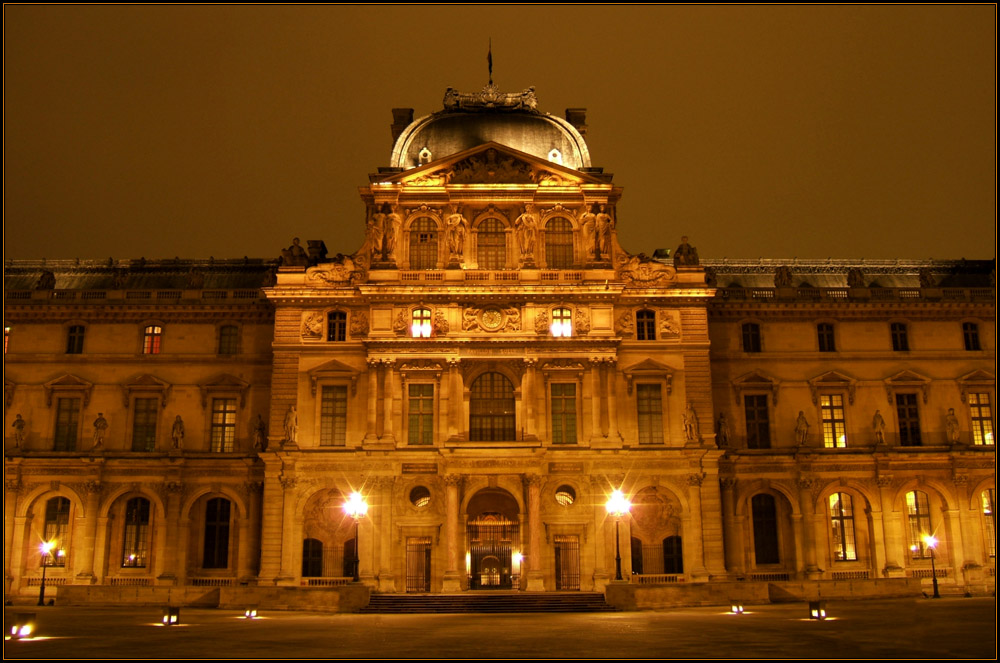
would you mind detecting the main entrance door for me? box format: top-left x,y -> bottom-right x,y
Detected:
467,513 -> 520,589
554,535 -> 580,590
405,537 -> 432,592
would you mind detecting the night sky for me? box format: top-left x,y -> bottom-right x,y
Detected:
4,6 -> 995,262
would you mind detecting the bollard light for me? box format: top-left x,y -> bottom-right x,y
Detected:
243,607 -> 258,619
730,602 -> 745,614
808,600 -> 827,620
162,606 -> 181,626
6,613 -> 36,640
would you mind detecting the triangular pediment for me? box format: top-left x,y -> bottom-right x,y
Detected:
125,373 -> 171,389
623,358 -> 674,375
957,369 -> 995,384
382,142 -> 605,187
199,373 -> 250,408
885,370 -> 930,385
43,373 -> 94,407
732,370 -> 780,403
121,373 -> 172,408
623,359 -> 674,395
308,359 -> 360,396
808,371 -> 858,404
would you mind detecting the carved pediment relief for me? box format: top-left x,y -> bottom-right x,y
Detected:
808,370 -> 858,405
308,359 -> 360,396
306,252 -> 365,286
199,374 -> 250,408
43,374 -> 94,407
540,359 -> 586,382
883,370 -> 932,404
622,359 -> 674,396
956,369 -> 994,403
121,373 -> 172,409
399,359 -> 445,386
732,370 -> 781,404
617,253 -> 678,287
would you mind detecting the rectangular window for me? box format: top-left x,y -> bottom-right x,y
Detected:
963,322 -> 981,351
209,398 -> 237,452
636,311 -> 656,341
550,384 -> 577,444
327,312 -> 347,342
829,493 -> 858,561
821,394 -> 847,448
895,393 -> 921,446
741,323 -> 762,353
906,491 -> 932,559
122,498 -> 150,568
636,384 -> 663,444
407,384 -> 434,445
218,325 -> 239,355
53,397 -> 81,451
320,386 -> 348,447
969,393 -> 994,445
131,397 -> 159,451
43,497 -> 70,567
142,325 -> 162,354
891,322 -> 909,352
817,323 -> 836,352
744,395 -> 770,449
66,325 -> 85,354
203,498 -> 231,569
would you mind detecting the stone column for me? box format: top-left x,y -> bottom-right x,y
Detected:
375,477 -> 396,592
523,359 -> 537,440
797,478 -> 821,578
588,360 -> 601,442
606,360 -> 620,441
257,464 -> 286,583
154,481 -> 182,585
720,478 -> 742,575
449,360 -> 464,441
598,361 -> 610,437
4,480 -> 23,595
686,473 -> 708,580
245,481 -> 263,578
383,360 -> 397,442
277,476 -> 298,584
365,359 -> 378,441
523,474 -> 544,591
74,480 -> 102,583
590,478 -> 610,591
93,514 -> 110,583
442,474 -> 463,591
176,516 -> 190,586
876,475 -> 904,577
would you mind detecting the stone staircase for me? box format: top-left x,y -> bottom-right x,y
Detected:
359,591 -> 619,614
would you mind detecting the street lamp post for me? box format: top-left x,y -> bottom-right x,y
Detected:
923,535 -> 940,599
343,491 -> 368,582
605,489 -> 631,582
37,541 -> 63,607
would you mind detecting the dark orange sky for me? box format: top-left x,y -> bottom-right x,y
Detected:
4,5 -> 996,261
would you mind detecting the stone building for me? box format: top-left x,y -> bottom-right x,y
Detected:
3,84 -> 995,608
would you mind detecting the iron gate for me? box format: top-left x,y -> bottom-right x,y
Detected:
467,515 -> 520,589
554,535 -> 580,590
405,537 -> 432,592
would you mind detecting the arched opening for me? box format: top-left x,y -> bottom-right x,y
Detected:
409,217 -> 438,269
751,493 -> 780,566
476,218 -> 507,269
469,372 -> 515,441
544,217 -> 573,268
466,488 -> 521,590
629,486 -> 683,578
301,489 -> 355,580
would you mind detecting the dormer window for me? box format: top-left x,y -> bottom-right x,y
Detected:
551,308 -> 572,337
411,308 -> 432,338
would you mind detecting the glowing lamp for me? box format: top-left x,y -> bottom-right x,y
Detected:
7,613 -> 36,640
243,607 -> 258,619
730,603 -> 744,614
162,606 -> 180,626
808,600 -> 827,620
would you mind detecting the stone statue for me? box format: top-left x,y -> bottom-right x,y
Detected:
683,402 -> 700,442
252,414 -> 267,451
659,314 -> 680,337
514,204 -> 539,258
794,411 -> 810,445
446,206 -> 468,258
283,405 -> 298,445
774,265 -> 793,288
92,413 -> 108,448
367,206 -> 385,258
945,408 -> 960,444
281,237 -> 310,267
36,270 -> 56,290
872,410 -> 886,444
847,267 -> 866,288
673,236 -> 699,266
716,412 -> 730,447
580,203 -> 598,257
596,204 -> 614,256
12,414 -> 26,447
171,415 -> 185,449
382,204 -> 401,261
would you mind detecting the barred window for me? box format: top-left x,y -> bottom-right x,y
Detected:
470,372 -> 515,442
477,218 -> 507,269
544,217 -> 573,268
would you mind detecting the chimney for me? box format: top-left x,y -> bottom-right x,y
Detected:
391,108 -> 414,145
565,108 -> 588,137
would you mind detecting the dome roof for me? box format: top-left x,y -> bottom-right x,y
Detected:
390,85 -> 591,170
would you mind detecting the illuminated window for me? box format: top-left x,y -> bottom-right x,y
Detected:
320,386 -> 348,446
326,311 -> 346,342
817,323 -> 836,352
744,395 -> 770,449
963,322 -> 981,351
411,308 -> 432,338
409,217 -> 438,269
209,398 -> 236,452
203,498 -> 231,569
821,394 -> 847,448
891,322 -> 909,351
550,308 -> 572,337
906,490 -> 933,559
741,323 -> 761,353
53,397 -> 81,451
636,310 -> 656,341
131,397 -> 158,452
66,325 -> 85,354
544,217 -> 573,268
828,493 -> 857,561
636,384 -> 663,445
3,325 -> 9,353
408,384 -> 433,445
42,497 -> 70,567
982,490 -> 995,559
142,325 -> 162,354
122,497 -> 150,568
218,325 -> 239,354
469,372 -> 515,441
895,393 -> 921,446
477,218 -> 507,269
550,384 -> 577,444
969,393 -> 994,445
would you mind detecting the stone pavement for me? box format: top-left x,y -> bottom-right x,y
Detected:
3,598 -> 995,659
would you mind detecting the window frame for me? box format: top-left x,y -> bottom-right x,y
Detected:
326,311 -> 347,343
817,322 -> 837,353
968,392 -> 994,446
319,384 -> 349,447
741,322 -> 762,353
820,393 -> 848,448
411,308 -> 432,338
551,307 -> 573,338
743,393 -> 771,449
406,382 -> 435,446
202,497 -> 232,570
828,492 -> 858,562
469,371 -> 517,442
636,310 -> 656,341
890,322 -> 910,352
476,217 -> 508,270
130,396 -> 160,452
141,324 -> 163,355
549,382 -> 578,445
408,216 -> 439,270
53,396 -> 82,451
905,490 -> 933,559
121,497 -> 152,568
42,497 -> 71,567
963,322 -> 982,351
636,383 -> 664,445
209,397 -> 238,452
217,324 -> 240,355
66,324 -> 86,354
543,217 -> 574,269
895,393 -> 922,447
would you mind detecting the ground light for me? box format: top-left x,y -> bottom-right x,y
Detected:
730,602 -> 745,614
6,613 -> 36,640
162,607 -> 180,626
808,600 -> 827,620
243,607 -> 259,619
605,489 -> 631,581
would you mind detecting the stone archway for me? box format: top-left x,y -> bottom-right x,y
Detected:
466,488 -> 521,589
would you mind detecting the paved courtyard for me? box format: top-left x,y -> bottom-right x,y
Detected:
3,597 -> 995,659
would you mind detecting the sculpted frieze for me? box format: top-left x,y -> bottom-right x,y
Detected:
618,253 -> 678,286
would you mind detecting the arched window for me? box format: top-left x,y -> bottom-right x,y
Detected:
544,218 -> 573,268
122,497 -> 151,567
203,497 -> 231,569
982,490 -> 995,560
477,218 -> 507,269
662,536 -> 683,574
906,490 -> 933,559
327,311 -> 347,342
43,497 -> 70,567
409,217 -> 438,269
828,493 -> 857,561
636,310 -> 656,341
142,325 -> 162,354
470,372 -> 515,441
551,308 -> 572,337
411,308 -> 432,338
302,538 -> 323,577
751,494 -> 780,565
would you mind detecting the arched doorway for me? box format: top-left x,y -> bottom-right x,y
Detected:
466,488 -> 521,590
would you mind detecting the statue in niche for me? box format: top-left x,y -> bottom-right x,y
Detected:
281,238 -> 310,267
92,413 -> 108,448
367,206 -> 385,259
514,204 -> 539,258
381,203 -> 401,261
252,414 -> 268,451
794,411 -> 810,445
847,267 -> 866,288
446,206 -> 468,258
872,410 -> 886,444
12,414 -> 26,447
579,203 -> 598,258
596,204 -> 615,256
673,236 -> 699,267
945,408 -> 961,444
171,415 -> 185,449
36,270 -> 56,290
716,412 -> 730,447
774,265 -> 793,288
283,405 -> 298,445
683,402 -> 700,442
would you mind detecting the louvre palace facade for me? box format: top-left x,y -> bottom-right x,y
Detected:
3,84 -> 995,609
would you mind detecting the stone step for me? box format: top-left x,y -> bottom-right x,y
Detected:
359,592 -> 619,614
